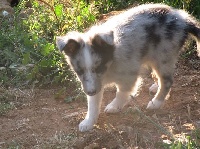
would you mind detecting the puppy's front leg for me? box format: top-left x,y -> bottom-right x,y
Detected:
79,90 -> 103,132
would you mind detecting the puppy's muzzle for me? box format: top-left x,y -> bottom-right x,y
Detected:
86,90 -> 97,96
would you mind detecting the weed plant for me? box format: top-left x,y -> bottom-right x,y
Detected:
163,135 -> 200,149
0,0 -> 98,88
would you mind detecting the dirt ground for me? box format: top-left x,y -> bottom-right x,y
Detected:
0,55 -> 199,148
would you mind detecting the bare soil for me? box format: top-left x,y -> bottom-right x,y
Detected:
0,56 -> 199,149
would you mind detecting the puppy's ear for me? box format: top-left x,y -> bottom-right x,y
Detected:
91,31 -> 115,61
92,31 -> 114,48
56,34 -> 82,57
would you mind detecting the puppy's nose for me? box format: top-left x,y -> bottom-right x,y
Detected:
87,90 -> 97,96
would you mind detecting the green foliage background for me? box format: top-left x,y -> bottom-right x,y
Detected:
0,0 -> 199,88
0,0 -> 98,87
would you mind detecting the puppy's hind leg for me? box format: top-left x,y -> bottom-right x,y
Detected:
149,72 -> 159,94
149,82 -> 159,94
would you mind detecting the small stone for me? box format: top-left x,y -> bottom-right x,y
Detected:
163,139 -> 172,144
2,10 -> 9,16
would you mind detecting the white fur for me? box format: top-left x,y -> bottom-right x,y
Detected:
56,36 -> 67,51
147,98 -> 164,109
83,45 -> 93,69
197,40 -> 200,57
82,46 -> 96,93
79,90 -> 103,132
149,83 -> 159,94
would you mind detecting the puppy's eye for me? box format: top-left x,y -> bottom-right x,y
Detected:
95,65 -> 106,74
76,69 -> 84,75
91,68 -> 95,73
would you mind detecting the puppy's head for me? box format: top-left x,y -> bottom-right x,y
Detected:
56,29 -> 115,96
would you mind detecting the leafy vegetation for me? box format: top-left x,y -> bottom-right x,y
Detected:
0,0 -> 98,88
0,0 -> 200,87
163,134 -> 200,149
94,0 -> 136,13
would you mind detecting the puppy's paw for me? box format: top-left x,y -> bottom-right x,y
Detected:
104,103 -> 121,113
79,119 -> 95,132
149,83 -> 159,94
146,98 -> 164,110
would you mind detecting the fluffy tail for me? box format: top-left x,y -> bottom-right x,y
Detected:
187,21 -> 200,57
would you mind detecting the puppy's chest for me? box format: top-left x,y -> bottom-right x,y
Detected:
104,63 -> 133,81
